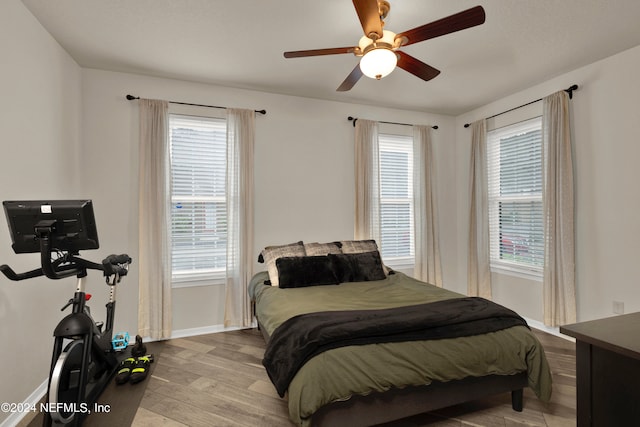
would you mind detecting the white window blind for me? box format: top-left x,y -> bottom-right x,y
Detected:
487,117 -> 544,277
169,114 -> 227,283
379,134 -> 414,263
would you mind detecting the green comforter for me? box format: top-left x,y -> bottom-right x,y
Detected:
249,271 -> 552,427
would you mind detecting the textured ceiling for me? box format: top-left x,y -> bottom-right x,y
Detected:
21,0 -> 640,115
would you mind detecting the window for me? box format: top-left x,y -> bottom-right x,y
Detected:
487,117 -> 543,278
169,114 -> 227,284
379,133 -> 414,265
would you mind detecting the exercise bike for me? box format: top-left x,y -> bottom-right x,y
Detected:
0,200 -> 131,426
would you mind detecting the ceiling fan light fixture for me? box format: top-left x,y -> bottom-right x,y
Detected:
360,47 -> 397,80
358,30 -> 398,80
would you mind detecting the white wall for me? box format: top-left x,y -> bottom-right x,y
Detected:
0,0 -> 82,422
455,44 -> 640,323
79,69 -> 457,332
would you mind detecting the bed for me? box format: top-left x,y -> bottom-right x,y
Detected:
249,240 -> 552,427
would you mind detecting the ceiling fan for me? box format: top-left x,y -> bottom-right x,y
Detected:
283,0 -> 486,91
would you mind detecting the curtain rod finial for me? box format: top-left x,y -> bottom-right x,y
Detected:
126,94 -> 139,100
566,84 -> 578,99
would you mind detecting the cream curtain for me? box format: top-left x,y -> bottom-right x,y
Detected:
354,119 -> 381,242
137,99 -> 172,339
542,91 -> 576,326
224,108 -> 255,328
413,125 -> 442,286
468,119 -> 491,298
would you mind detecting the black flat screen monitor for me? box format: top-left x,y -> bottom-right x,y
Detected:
3,200 -> 100,254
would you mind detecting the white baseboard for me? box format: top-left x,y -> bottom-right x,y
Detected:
169,323 -> 248,340
138,321 -> 257,343
524,316 -> 575,342
0,380 -> 47,427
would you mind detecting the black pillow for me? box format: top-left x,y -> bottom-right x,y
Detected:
329,251 -> 386,283
276,256 -> 338,288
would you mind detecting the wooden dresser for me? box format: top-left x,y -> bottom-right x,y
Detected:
561,312 -> 640,426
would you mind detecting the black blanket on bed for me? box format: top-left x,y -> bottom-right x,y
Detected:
262,296 -> 528,397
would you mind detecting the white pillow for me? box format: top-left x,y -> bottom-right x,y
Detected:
260,241 -> 306,286
304,242 -> 342,256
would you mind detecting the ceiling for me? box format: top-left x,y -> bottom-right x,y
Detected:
21,0 -> 640,115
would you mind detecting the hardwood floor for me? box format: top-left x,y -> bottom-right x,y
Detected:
132,328 -> 576,427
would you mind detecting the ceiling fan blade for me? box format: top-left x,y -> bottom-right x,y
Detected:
352,0 -> 383,39
396,5 -> 485,46
337,65 -> 364,92
396,51 -> 440,81
284,47 -> 355,58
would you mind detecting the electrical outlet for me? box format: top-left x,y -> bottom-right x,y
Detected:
613,301 -> 624,314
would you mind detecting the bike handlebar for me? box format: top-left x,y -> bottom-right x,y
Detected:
1,252 -> 132,282
0,264 -> 45,281
101,254 -> 132,277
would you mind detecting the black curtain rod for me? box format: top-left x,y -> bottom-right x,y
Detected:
348,116 -> 438,130
126,94 -> 266,115
463,84 -> 578,128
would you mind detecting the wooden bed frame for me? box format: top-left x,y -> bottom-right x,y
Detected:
257,319 -> 528,426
